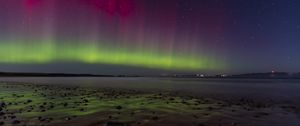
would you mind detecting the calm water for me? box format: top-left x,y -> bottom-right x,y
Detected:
1,77 -> 300,101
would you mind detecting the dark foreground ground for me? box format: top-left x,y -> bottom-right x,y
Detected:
0,82 -> 300,126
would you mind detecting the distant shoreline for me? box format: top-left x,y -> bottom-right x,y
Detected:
0,72 -> 144,77
0,71 -> 300,79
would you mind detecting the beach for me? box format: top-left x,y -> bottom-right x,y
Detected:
0,78 -> 300,126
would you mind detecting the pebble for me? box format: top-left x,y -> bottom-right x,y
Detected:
12,120 -> 21,124
197,123 -> 205,126
104,121 -> 128,126
65,117 -> 71,121
0,112 -> 5,116
27,99 -> 32,103
116,106 -> 122,110
0,102 -> 6,107
231,122 -> 238,126
152,116 -> 159,120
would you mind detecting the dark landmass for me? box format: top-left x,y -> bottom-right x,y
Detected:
0,72 -> 113,77
292,73 -> 300,78
1,71 -> 300,79
0,72 -> 141,77
166,72 -> 300,79
228,72 -> 291,79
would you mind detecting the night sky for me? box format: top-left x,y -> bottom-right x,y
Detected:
0,0 -> 299,75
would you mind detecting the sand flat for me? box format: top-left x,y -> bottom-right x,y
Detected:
0,80 -> 300,126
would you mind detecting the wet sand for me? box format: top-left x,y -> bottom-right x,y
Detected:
0,82 -> 300,126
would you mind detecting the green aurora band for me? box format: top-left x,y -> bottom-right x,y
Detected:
0,40 -> 224,71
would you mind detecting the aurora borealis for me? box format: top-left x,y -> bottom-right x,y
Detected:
0,0 -> 300,74
0,40 -> 221,71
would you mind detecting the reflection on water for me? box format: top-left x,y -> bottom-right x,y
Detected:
1,77 -> 300,101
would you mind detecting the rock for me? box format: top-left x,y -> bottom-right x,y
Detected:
63,103 -> 68,107
49,105 -> 54,109
83,99 -> 89,103
27,99 -> 32,103
10,115 -> 16,119
0,121 -> 4,125
116,106 -> 122,110
0,112 -> 5,116
207,107 -> 214,111
231,122 -> 238,126
253,115 -> 260,118
197,123 -> 205,126
38,116 -> 46,121
38,116 -> 43,120
65,117 -> 71,121
39,105 -> 45,108
0,102 -> 6,107
104,121 -> 128,126
12,120 -> 21,124
152,116 -> 159,120
136,121 -> 141,125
